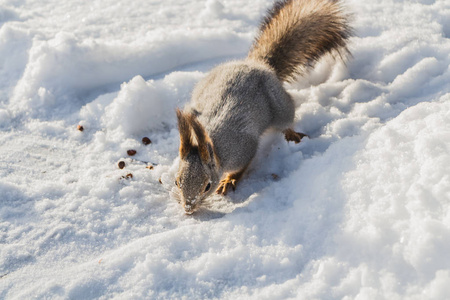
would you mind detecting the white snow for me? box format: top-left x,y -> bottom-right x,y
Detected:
1,0 -> 450,299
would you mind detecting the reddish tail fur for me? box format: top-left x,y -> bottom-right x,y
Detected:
248,0 -> 352,82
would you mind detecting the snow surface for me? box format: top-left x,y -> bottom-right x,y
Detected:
1,0 -> 450,299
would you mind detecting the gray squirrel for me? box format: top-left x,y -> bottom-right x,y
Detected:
174,0 -> 352,214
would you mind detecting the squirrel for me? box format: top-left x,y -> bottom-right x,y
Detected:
174,0 -> 352,214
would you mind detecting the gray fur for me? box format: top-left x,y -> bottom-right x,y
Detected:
175,0 -> 352,214
188,60 -> 294,171
176,147 -> 219,214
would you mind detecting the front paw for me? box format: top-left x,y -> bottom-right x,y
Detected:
216,178 -> 237,195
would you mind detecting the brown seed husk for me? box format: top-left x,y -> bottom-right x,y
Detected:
142,137 -> 152,145
127,149 -> 137,156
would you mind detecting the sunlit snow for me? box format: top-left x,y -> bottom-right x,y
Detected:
1,0 -> 450,299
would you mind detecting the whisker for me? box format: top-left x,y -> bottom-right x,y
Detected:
169,188 -> 181,203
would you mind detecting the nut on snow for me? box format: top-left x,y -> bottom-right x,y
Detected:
77,125 -> 84,131
142,137 -> 152,145
127,149 -> 137,156
118,161 -> 125,169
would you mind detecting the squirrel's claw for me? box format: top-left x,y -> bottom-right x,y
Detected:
216,166 -> 249,195
283,128 -> 309,144
216,178 -> 237,195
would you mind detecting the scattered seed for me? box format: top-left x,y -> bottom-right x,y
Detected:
77,125 -> 84,131
146,165 -> 154,170
118,161 -> 125,169
271,173 -> 279,180
142,137 -> 152,145
159,178 -> 162,184
120,173 -> 133,180
127,149 -> 137,156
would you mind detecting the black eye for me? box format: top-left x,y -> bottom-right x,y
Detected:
204,182 -> 211,192
175,180 -> 179,187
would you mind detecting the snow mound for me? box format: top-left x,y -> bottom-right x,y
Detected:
101,72 -> 202,141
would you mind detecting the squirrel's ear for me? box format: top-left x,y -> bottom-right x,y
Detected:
176,109 -> 192,159
189,115 -> 211,163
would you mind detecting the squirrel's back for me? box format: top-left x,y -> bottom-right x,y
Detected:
190,60 -> 292,171
248,0 -> 352,82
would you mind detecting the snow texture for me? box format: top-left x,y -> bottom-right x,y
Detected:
1,0 -> 450,299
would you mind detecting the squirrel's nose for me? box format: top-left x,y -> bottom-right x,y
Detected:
184,204 -> 194,214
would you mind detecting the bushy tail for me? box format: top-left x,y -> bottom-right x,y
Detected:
248,0 -> 352,82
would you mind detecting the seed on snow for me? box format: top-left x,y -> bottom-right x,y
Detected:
142,137 -> 152,145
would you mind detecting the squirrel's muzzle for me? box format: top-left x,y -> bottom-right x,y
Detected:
184,204 -> 194,214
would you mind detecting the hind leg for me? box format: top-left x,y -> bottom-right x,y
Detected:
265,85 -> 307,143
283,128 -> 309,144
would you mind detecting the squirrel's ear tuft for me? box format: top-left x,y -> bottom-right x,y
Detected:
189,114 -> 211,163
176,109 -> 192,159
